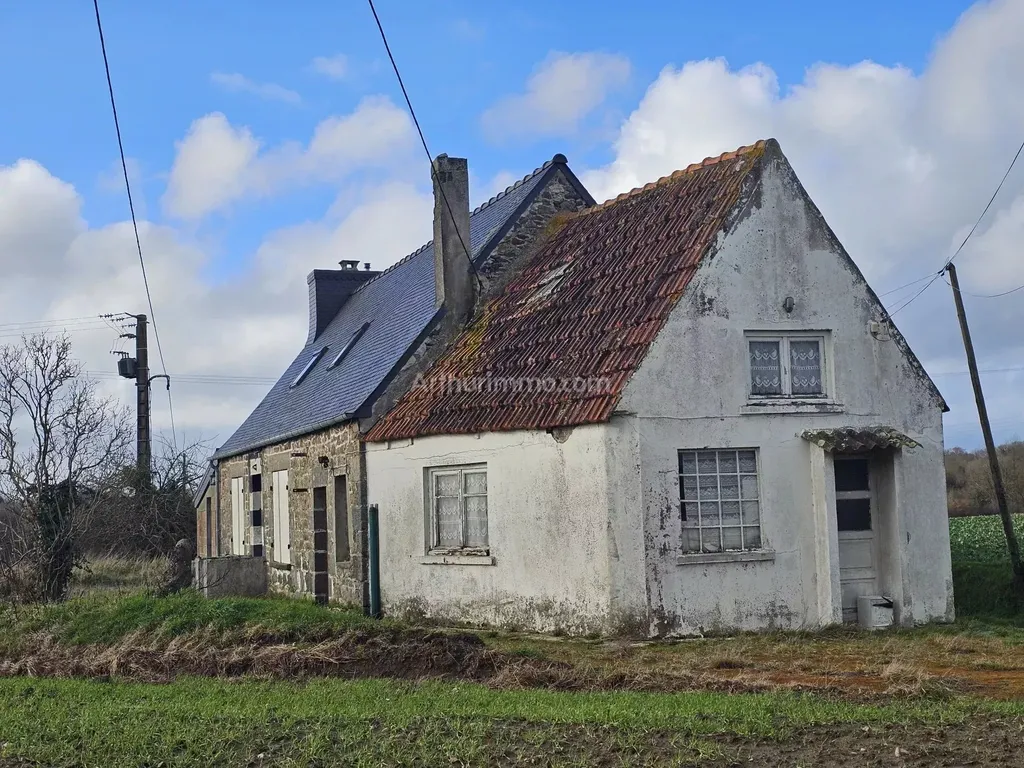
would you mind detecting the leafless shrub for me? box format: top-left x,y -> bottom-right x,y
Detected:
0,333 -> 132,603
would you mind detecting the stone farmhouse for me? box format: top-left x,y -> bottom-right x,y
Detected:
199,139 -> 953,636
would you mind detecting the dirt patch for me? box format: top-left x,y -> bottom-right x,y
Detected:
722,718 -> 1024,767
0,629 -> 505,684
2,627 -> 1023,703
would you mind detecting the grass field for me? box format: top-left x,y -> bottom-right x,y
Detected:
1,676 -> 1022,766
0,518 -> 1021,765
949,513 -> 1023,621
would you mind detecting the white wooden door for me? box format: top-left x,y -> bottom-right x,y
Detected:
834,457 -> 878,621
272,470 -> 291,565
231,476 -> 245,555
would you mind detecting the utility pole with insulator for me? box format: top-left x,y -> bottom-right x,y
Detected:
946,263 -> 1024,599
135,314 -> 150,480
115,313 -> 152,484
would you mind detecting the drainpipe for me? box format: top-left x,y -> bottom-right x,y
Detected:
367,503 -> 381,618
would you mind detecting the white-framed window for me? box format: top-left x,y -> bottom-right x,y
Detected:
427,465 -> 488,553
747,332 -> 826,397
678,449 -> 762,553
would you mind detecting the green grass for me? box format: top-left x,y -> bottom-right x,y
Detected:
70,555 -> 168,596
949,514 -> 1023,622
0,676 -> 1020,767
949,513 -> 1024,564
5,590 -> 382,647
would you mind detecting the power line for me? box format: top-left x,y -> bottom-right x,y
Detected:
883,273 -> 944,319
877,273 -> 936,298
92,0 -> 176,449
943,137 -> 1024,270
881,136 -> 1024,320
366,0 -> 481,290
0,315 -> 111,330
931,365 -> 1024,377
87,371 -> 278,386
942,274 -> 1024,299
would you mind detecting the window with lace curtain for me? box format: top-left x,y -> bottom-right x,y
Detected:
747,333 -> 826,397
427,465 -> 488,553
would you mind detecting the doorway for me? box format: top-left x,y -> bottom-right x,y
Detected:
834,456 -> 878,621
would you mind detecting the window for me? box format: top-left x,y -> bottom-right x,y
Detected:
291,347 -> 328,388
834,457 -> 871,531
747,333 -> 825,397
428,465 -> 488,553
678,449 -> 762,553
328,322 -> 370,369
271,470 -> 291,565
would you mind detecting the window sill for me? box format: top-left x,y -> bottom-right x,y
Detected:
676,550 -> 775,566
741,401 -> 844,415
269,561 -> 292,571
420,554 -> 495,566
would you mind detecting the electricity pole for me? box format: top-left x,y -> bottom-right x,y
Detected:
946,263 -> 1024,597
135,314 -> 151,482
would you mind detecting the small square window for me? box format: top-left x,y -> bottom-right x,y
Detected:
747,333 -> 827,398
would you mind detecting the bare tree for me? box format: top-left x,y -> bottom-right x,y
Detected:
84,437 -> 209,559
0,333 -> 132,602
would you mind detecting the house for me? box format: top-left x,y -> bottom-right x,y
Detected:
364,139 -> 954,636
204,153 -> 594,607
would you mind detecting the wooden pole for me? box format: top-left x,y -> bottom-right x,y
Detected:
135,314 -> 151,483
946,263 -> 1024,597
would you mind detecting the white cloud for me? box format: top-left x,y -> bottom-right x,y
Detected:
451,19 -> 485,42
310,54 -> 348,80
481,52 -> 631,141
1,160 -> 431,447
163,113 -> 260,220
582,0 -> 1024,446
162,96 -> 416,220
210,72 -> 301,104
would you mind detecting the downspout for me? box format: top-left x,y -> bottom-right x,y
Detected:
368,503 -> 382,619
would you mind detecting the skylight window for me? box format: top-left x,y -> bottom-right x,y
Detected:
328,322 -> 370,369
291,347 -> 328,388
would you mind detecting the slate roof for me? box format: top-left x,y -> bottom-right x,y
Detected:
367,141 -> 771,442
214,156 -> 587,460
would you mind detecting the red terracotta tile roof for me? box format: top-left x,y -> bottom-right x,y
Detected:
367,140 -> 769,442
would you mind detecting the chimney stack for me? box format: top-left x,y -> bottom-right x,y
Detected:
432,154 -> 473,324
306,265 -> 380,344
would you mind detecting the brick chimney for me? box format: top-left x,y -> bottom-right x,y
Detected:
432,154 -> 474,324
306,261 -> 380,343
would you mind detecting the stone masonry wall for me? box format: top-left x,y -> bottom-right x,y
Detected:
214,422 -> 366,607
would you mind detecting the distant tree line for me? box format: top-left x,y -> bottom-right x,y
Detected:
946,442 -> 1024,516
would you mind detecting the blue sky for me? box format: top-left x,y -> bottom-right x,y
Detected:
2,0 -> 1023,451
1,0 -> 968,251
